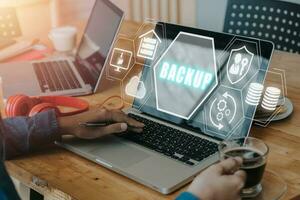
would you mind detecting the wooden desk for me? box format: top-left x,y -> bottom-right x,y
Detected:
5,21 -> 300,200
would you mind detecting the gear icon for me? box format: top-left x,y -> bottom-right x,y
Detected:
217,99 -> 227,112
216,112 -> 224,121
225,109 -> 231,116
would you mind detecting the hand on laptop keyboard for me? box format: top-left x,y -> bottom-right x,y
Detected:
119,113 -> 218,166
58,109 -> 144,139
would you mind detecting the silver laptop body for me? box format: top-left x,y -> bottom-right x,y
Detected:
58,108 -> 219,194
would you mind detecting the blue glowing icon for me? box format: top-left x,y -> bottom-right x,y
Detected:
153,32 -> 218,120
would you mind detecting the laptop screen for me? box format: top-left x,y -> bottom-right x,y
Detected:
133,22 -> 274,141
74,0 -> 123,90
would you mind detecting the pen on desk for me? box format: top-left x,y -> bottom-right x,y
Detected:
79,122 -> 140,130
79,122 -> 108,128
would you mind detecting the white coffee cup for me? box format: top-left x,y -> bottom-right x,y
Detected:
49,26 -> 77,52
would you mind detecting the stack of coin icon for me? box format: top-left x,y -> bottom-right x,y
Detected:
245,83 -> 264,106
261,87 -> 281,111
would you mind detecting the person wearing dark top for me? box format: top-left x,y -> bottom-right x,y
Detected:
0,108 -> 245,200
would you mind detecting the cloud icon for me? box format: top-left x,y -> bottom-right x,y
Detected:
125,76 -> 146,99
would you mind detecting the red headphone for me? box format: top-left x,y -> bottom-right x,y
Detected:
5,95 -> 89,117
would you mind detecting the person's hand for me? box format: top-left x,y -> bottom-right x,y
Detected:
58,108 -> 144,139
187,157 -> 246,200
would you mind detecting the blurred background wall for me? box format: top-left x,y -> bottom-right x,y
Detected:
0,0 -> 299,39
54,0 -> 300,32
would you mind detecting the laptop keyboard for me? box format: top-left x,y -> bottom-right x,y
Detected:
33,61 -> 81,92
119,113 -> 219,166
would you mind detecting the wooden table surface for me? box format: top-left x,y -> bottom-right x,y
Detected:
5,21 -> 300,200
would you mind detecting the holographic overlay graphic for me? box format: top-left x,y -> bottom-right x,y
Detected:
261,87 -> 281,111
153,32 -> 218,120
245,83 -> 264,106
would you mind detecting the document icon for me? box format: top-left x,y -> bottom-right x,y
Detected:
137,30 -> 161,60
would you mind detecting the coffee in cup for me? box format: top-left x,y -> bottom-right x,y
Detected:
219,137 -> 269,198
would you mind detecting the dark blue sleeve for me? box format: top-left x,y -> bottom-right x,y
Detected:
2,110 -> 60,159
0,162 -> 20,200
0,190 -> 8,200
176,192 -> 200,200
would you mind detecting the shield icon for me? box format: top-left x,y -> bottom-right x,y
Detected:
226,46 -> 254,84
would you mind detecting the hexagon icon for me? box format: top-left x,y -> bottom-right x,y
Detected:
204,86 -> 244,138
121,64 -> 153,110
153,32 -> 218,120
134,22 -> 166,67
106,37 -> 136,81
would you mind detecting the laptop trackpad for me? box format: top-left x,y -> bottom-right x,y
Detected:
89,136 -> 150,168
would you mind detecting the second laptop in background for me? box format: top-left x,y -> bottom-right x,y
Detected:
0,0 -> 124,98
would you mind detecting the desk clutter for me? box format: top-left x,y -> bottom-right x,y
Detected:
0,39 -> 52,63
0,24 -> 78,63
0,6 -> 67,63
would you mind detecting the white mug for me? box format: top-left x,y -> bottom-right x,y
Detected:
49,26 -> 77,52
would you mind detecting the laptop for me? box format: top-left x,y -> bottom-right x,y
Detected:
58,22 -> 274,194
0,0 -> 123,98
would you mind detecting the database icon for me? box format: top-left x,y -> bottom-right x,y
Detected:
245,83 -> 264,106
261,87 -> 281,111
137,30 -> 161,60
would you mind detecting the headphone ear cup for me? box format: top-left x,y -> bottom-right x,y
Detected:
6,95 -> 35,117
29,103 -> 61,117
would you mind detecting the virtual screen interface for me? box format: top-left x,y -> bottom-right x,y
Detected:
74,0 -> 123,89
133,22 -> 274,141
